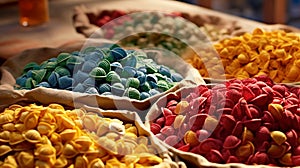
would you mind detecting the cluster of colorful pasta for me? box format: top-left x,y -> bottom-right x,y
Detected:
185,28 -> 300,83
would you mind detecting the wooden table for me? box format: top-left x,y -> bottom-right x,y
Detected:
0,0 -> 92,64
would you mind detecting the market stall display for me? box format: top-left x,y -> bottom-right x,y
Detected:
2,0 -> 300,167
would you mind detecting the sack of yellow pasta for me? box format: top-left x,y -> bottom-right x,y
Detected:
0,94 -> 186,167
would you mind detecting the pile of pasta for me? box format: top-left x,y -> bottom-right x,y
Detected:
185,28 -> 300,83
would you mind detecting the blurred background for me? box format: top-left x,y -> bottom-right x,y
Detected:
0,0 -> 299,63
1,0 -> 299,27
180,0 -> 300,27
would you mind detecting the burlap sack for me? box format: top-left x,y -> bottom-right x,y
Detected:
0,92 -> 187,168
144,85 -> 283,168
72,3 -> 246,41
0,39 -> 204,119
72,0 -> 300,42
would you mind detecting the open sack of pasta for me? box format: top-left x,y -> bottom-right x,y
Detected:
72,3 -> 245,57
0,39 -> 203,113
184,27 -> 300,84
0,90 -> 187,167
145,76 -> 300,167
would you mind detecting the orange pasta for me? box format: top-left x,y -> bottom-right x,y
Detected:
186,28 -> 300,83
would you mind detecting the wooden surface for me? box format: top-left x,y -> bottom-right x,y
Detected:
0,0 -> 293,66
0,0 -> 90,63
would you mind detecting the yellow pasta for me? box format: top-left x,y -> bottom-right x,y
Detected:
185,28 -> 300,83
0,104 -> 163,168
